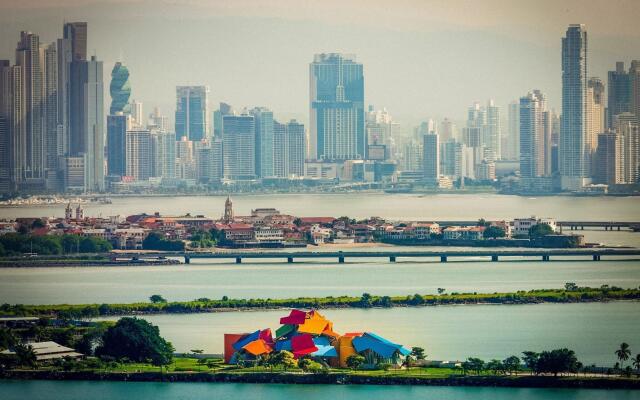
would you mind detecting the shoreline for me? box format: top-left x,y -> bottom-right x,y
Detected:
6,287 -> 639,318
2,370 -> 639,389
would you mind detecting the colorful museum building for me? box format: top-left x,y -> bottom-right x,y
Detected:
224,309 -> 411,368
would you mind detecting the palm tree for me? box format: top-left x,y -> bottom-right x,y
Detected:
615,343 -> 631,368
15,344 -> 37,368
632,354 -> 640,372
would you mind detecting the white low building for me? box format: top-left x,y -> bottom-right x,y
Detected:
513,217 -> 557,236
254,226 -> 284,242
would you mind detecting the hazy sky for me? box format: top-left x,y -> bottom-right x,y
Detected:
1,0 -> 639,129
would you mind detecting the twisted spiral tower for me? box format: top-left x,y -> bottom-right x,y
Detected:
110,62 -> 131,114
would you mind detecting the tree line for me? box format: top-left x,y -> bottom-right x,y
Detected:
2,286 -> 638,319
0,233 -> 112,256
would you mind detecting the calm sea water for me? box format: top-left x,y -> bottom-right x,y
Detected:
1,257 -> 639,304
0,380 -> 638,400
1,193 -> 639,221
95,303 -> 640,366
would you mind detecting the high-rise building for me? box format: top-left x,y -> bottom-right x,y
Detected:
309,53 -> 365,161
273,121 -> 286,178
148,107 -> 168,131
615,113 -> 639,184
175,136 -> 195,180
175,86 -> 209,141
464,100 -> 500,160
286,120 -> 305,178
195,138 -> 223,183
109,62 -> 130,115
587,77 -> 605,152
56,36 -> 72,158
630,61 -> 640,123
1,64 -> 26,191
15,31 -> 45,184
440,139 -> 464,179
520,91 -> 549,179
107,114 -> 128,177
251,107 -> 274,178
131,99 -> 143,128
63,22 -> 87,62
126,129 -> 151,181
222,114 -> 255,181
594,132 -> 623,185
607,62 -> 631,129
150,129 -> 176,179
560,24 -> 590,190
440,118 -> 456,143
0,61 -> 16,192
484,100 -> 501,160
43,43 -> 58,176
68,55 -> 104,192
505,101 -> 520,160
422,133 -> 439,184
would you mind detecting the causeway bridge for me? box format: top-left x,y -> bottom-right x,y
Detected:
116,249 -> 640,264
435,221 -> 640,231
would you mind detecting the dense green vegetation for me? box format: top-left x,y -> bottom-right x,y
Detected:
142,232 -> 184,251
96,317 -> 174,369
0,233 -> 112,256
1,286 -> 638,318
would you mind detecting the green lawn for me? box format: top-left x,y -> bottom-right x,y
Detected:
105,358 -> 460,377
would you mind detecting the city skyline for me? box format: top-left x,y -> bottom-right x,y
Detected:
0,5 -> 639,196
1,1 -> 639,127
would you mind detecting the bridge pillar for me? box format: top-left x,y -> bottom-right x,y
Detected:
592,254 -> 600,261
440,256 -> 448,262
235,257 -> 242,264
184,255 -> 190,264
581,226 -> 584,230
338,256 -> 345,263
389,256 -> 396,262
542,255 -> 550,262
491,255 -> 499,262
617,226 -> 621,231
287,257 -> 293,263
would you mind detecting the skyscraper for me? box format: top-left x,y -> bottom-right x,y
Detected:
286,120 -> 306,178
107,114 -> 128,177
505,101 -> 520,160
309,53 -> 365,161
586,77 -> 605,177
520,91 -> 548,179
150,129 -> 176,179
484,100 -> 501,160
175,86 -> 209,141
594,132 -> 623,185
126,129 -> 151,181
607,62 -> 631,129
630,61 -> 640,123
251,107 -> 274,178
560,24 -> 590,190
16,31 -> 45,184
222,114 -> 256,181
109,62 -> 131,115
422,133 -> 439,184
131,99 -> 143,128
1,63 -> 26,191
68,55 -> 104,191
43,42 -> 59,187
63,22 -> 87,62
273,119 -> 306,178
